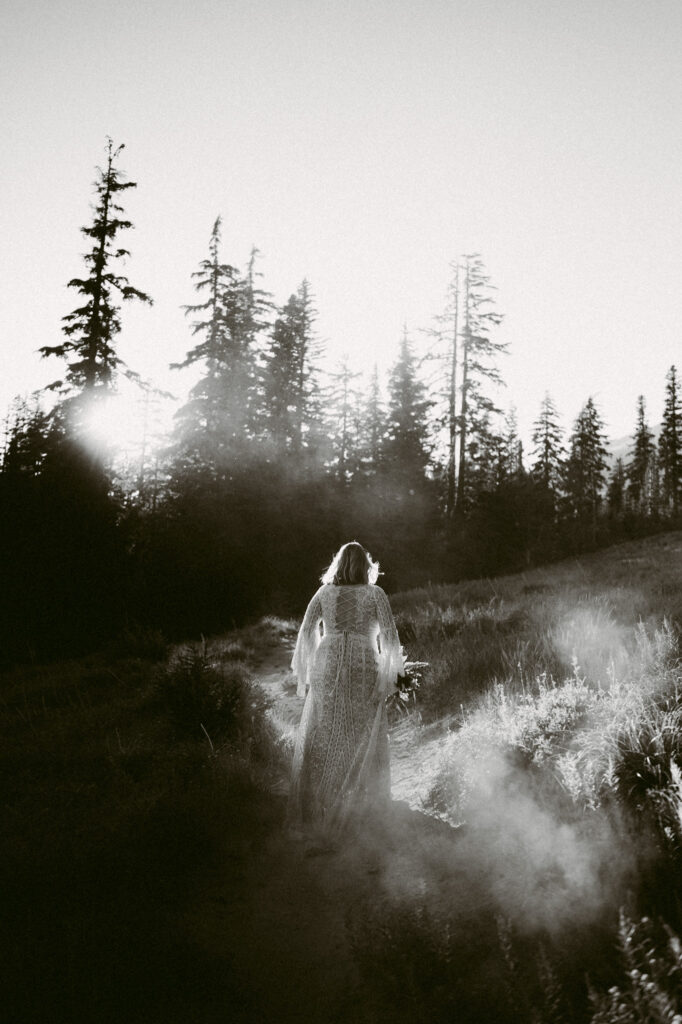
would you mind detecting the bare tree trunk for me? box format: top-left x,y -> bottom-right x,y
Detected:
455,261 -> 470,514
85,145 -> 114,393
446,265 -> 459,518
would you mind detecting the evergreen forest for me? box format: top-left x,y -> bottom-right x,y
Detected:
2,141 -> 681,665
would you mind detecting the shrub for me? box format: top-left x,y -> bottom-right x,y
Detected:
588,913 -> 682,1024
156,639 -> 267,745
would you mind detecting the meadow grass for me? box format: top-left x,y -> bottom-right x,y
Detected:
6,533 -> 682,1023
1,627 -> 285,1024
349,531 -> 682,1022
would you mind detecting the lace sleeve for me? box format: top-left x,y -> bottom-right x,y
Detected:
373,586 -> 403,699
291,589 -> 323,697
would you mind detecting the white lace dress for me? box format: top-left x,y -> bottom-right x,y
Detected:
288,583 -> 403,829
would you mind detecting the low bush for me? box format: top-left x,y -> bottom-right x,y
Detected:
588,913 -> 682,1024
1,626 -> 283,1024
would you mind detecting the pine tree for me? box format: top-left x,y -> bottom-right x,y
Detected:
466,408 -> 505,493
326,355 -> 362,482
531,393 -> 565,491
659,365 -> 682,515
498,405 -> 523,482
430,260 -> 461,516
171,218 -> 265,476
262,279 -> 323,459
0,398 -> 52,476
608,457 -> 626,518
356,364 -> 386,480
642,448 -> 661,517
383,327 -> 432,485
243,246 -> 274,436
455,255 -> 506,513
563,397 -> 609,542
40,139 -> 151,410
626,395 -> 655,510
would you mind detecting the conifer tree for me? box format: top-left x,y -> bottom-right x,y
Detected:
626,395 -> 655,510
608,457 -> 626,517
429,261 -> 461,516
659,365 -> 682,515
383,327 -> 432,485
171,219 -> 267,476
326,355 -> 362,482
642,448 -> 661,517
40,139 -> 151,409
356,364 -> 386,480
0,399 -> 52,477
466,408 -> 505,493
563,397 -> 609,542
499,405 -> 523,481
262,279 -> 322,458
531,393 -> 565,491
455,255 -> 506,513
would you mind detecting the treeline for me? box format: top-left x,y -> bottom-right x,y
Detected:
1,141 -> 681,663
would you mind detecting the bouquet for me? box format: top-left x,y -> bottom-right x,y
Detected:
387,648 -> 429,715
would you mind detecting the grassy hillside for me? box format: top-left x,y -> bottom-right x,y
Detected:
365,530 -> 682,1022
392,530 -> 682,720
0,624 -> 289,1024
4,532 -> 682,1023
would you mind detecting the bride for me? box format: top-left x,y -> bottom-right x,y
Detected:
288,541 -> 403,831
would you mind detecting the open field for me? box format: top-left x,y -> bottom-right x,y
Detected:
4,531 -> 682,1022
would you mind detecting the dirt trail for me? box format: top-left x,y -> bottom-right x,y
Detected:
181,632 -> 467,1023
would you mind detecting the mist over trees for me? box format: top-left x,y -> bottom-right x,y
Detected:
2,141 -> 681,663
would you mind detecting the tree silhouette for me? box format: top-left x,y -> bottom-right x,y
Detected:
356,364 -> 386,480
262,279 -> 323,460
659,365 -> 681,516
40,139 -> 151,413
383,327 -> 432,486
564,397 -> 609,544
171,218 -> 266,478
326,355 -> 362,482
531,393 -> 565,492
626,395 -> 656,512
455,255 -> 506,513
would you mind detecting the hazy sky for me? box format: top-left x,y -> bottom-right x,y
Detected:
2,0 -> 681,447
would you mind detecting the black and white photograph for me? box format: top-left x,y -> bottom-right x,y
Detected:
3,1 -> 682,1021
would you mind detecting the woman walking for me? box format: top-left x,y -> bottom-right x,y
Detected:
288,541 -> 402,832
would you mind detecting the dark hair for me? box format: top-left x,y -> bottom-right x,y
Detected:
320,541 -> 379,586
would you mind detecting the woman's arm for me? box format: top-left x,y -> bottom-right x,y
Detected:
372,586 -> 403,700
291,589 -> 323,697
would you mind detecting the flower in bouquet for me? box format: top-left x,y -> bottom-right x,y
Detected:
388,647 -> 429,714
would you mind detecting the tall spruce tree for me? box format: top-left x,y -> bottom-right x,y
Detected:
608,457 -> 626,518
356,364 -> 386,480
643,448 -> 662,517
563,397 -> 609,542
171,218 -> 264,476
626,395 -> 655,510
327,355 -> 362,482
499,405 -> 523,482
262,279 -> 323,459
383,327 -> 432,485
455,255 -> 506,513
531,393 -> 565,491
430,260 -> 461,516
40,139 -> 151,411
466,408 -> 505,493
659,365 -> 682,515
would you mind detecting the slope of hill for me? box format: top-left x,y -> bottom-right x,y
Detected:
4,531 -> 682,1023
